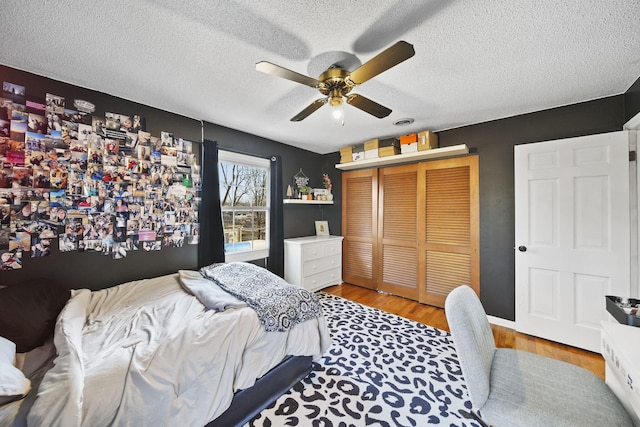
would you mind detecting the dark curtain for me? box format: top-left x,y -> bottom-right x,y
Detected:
197,139 -> 225,268
268,155 -> 284,277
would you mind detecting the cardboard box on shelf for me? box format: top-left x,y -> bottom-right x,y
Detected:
418,130 -> 438,151
365,150 -> 379,160
378,137 -> 400,148
352,144 -> 365,161
364,139 -> 379,159
378,145 -> 400,157
378,137 -> 400,157
399,133 -> 418,145
340,146 -> 352,163
400,142 -> 418,153
363,139 -> 379,151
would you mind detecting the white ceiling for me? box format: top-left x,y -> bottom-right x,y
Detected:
1,0 -> 639,154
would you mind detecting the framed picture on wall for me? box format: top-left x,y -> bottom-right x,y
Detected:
315,220 -> 329,236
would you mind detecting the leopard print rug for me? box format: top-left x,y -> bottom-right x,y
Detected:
249,293 -> 481,427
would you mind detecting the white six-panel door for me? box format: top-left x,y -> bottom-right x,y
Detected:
514,131 -> 631,352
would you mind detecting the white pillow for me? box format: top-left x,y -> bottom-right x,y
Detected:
0,336 -> 31,405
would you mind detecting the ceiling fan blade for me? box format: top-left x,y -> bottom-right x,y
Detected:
291,98 -> 326,121
256,61 -> 320,88
346,94 -> 392,118
348,40 -> 415,85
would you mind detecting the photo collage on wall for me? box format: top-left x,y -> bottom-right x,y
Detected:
0,81 -> 201,270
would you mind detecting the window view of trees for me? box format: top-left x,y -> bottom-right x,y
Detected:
218,155 -> 269,257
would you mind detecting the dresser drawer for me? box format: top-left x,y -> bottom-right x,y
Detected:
322,241 -> 341,258
302,267 -> 342,291
303,254 -> 341,277
302,243 -> 328,261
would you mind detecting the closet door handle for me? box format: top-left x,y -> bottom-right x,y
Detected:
518,246 -> 527,252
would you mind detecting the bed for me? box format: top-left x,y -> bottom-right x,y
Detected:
0,262 -> 332,426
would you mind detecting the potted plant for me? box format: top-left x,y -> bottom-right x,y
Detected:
298,186 -> 312,199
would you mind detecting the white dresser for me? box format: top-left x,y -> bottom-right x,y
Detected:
284,235 -> 343,292
601,321 -> 640,426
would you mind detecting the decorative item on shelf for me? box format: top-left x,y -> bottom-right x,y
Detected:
322,173 -> 333,201
286,184 -> 293,198
293,168 -> 309,198
298,185 -> 313,200
313,188 -> 328,200
315,220 -> 329,236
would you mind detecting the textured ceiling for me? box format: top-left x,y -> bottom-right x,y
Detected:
1,0 -> 639,154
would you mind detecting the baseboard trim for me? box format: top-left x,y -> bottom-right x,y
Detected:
487,315 -> 516,329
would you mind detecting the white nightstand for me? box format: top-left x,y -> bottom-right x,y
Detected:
284,235 -> 343,292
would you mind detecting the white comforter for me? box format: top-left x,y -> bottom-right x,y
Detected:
26,273 -> 331,427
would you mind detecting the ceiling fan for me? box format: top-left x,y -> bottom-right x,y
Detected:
255,41 -> 415,123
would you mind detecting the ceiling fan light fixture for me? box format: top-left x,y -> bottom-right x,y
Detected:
328,92 -> 343,108
328,88 -> 345,126
331,101 -> 345,126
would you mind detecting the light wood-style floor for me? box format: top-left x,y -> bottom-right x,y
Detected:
323,283 -> 605,380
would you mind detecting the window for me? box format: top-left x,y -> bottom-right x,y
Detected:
218,150 -> 269,262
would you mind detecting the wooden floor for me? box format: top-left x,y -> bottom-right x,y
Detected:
323,283 -> 605,380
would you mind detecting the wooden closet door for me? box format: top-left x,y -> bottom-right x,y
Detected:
377,164 -> 419,300
419,156 -> 479,307
342,169 -> 378,289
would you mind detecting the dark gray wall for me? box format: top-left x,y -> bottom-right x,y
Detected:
625,75 -> 640,122
433,96 -> 625,320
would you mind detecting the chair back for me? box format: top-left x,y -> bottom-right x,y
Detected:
444,285 -> 496,409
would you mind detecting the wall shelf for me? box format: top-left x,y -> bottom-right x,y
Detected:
283,199 -> 334,205
334,144 -> 469,170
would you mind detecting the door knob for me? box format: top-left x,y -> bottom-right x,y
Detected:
518,246 -> 527,252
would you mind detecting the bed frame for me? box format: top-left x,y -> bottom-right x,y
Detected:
206,355 -> 313,427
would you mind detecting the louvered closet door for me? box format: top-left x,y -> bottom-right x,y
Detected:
377,164 -> 419,300
342,169 -> 378,289
419,156 -> 479,307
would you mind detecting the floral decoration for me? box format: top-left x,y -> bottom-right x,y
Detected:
322,173 -> 332,191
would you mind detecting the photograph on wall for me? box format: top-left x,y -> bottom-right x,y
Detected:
0,218 -> 7,248
9,231 -> 29,252
59,233 -> 77,252
0,98 -> 12,120
3,82 -> 25,102
63,108 -> 90,125
104,112 -> 130,140
130,115 -> 145,132
160,131 -> 173,147
11,103 -> 27,122
0,119 -> 9,139
46,112 -> 62,134
10,120 -> 26,142
27,112 -> 47,134
31,237 -> 52,257
0,249 -> 22,270
61,119 -> 78,140
45,93 -> 65,114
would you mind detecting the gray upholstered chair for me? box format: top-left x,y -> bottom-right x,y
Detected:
444,285 -> 633,427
